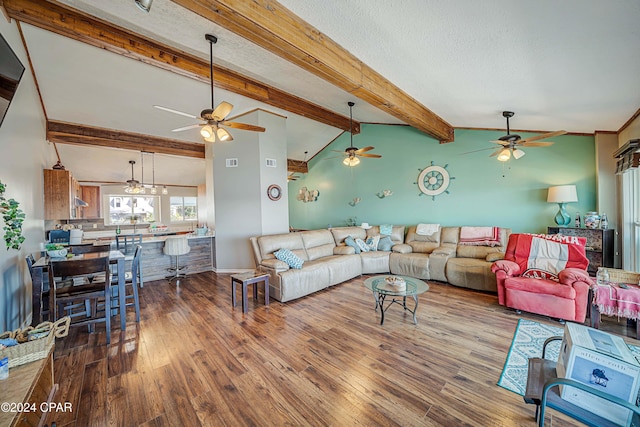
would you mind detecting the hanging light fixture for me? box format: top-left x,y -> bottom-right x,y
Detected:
497,148 -> 511,162
150,152 -> 157,194
124,160 -> 144,194
139,152 -> 146,194
162,185 -> 169,195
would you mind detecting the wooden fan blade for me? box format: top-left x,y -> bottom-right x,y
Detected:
211,101 -> 234,121
489,148 -> 503,157
489,140 -> 510,145
171,123 -> 203,132
519,141 -> 554,147
355,146 -> 375,153
153,105 -> 198,119
520,130 -> 567,143
358,153 -> 382,158
220,121 -> 266,132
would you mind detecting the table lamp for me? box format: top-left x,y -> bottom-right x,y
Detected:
547,185 -> 578,226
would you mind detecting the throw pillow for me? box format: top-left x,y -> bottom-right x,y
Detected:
355,238 -> 370,253
344,236 -> 360,254
366,235 -> 380,252
273,248 -> 304,269
380,224 -> 393,235
377,235 -> 393,251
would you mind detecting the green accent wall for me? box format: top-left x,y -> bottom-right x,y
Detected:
288,124 -> 596,233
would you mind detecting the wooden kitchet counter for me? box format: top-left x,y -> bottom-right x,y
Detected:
137,235 -> 215,281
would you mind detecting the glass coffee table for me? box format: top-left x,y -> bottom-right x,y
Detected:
363,275 -> 429,325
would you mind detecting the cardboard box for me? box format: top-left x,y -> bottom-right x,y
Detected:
557,322 -> 640,425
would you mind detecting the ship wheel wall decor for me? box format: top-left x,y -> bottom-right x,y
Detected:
415,162 -> 454,200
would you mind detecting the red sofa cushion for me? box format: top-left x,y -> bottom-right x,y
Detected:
504,276 -> 576,299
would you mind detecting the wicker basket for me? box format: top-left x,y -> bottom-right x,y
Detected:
0,317 -> 70,368
600,268 -> 640,286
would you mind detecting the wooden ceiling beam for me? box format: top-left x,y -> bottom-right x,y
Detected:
47,120 -> 205,158
1,0 -> 359,133
287,159 -> 308,174
171,0 -> 454,142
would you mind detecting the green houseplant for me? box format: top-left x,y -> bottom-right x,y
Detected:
0,180 -> 26,250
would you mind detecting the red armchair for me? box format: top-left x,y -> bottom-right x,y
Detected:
491,233 -> 595,323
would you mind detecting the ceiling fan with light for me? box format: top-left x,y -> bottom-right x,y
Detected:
487,111 -> 566,161
154,34 -> 265,142
328,102 -> 381,166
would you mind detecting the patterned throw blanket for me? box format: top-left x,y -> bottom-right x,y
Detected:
504,233 -> 589,281
595,284 -> 640,320
459,226 -> 501,246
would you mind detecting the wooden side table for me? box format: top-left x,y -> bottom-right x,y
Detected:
230,272 -> 269,313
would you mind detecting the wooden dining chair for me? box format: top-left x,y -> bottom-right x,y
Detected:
48,256 -> 112,344
69,243 -> 112,254
110,245 -> 142,323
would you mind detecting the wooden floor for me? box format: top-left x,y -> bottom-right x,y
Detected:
44,272 -> 638,427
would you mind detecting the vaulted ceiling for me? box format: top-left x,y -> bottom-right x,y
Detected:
3,0 -> 639,187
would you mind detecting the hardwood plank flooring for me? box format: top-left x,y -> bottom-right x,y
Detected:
44,272 -> 638,426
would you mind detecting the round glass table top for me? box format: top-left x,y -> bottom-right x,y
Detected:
363,275 -> 429,296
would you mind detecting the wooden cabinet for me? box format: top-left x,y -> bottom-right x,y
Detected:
548,227 -> 614,275
44,169 -> 79,220
81,185 -> 101,218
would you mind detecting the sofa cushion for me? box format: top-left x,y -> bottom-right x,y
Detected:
355,238 -> 370,253
504,276 -> 576,299
360,250 -> 391,274
457,244 -> 503,260
330,226 -> 366,245
366,235 -> 380,251
367,225 -> 405,244
257,233 -> 307,261
344,236 -> 360,254
274,248 -> 304,269
378,236 -> 393,251
300,230 -> 336,261
334,245 -> 355,255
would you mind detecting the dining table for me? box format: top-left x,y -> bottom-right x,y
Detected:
31,250 -> 128,331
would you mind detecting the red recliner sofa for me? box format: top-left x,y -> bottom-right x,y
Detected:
491,233 -> 595,323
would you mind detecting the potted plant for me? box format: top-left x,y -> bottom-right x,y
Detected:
0,180 -> 25,250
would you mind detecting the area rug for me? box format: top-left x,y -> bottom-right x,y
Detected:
497,319 -> 640,396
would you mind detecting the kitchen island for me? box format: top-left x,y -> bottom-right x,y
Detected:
83,232 -> 216,282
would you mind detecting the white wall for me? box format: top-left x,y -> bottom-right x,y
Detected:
595,132 -> 620,266
0,20 -> 56,330
213,110 -> 288,271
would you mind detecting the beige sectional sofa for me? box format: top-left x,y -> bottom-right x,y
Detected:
249,225 -> 511,302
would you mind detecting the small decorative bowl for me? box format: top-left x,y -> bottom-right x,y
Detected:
47,248 -> 68,258
385,276 -> 406,286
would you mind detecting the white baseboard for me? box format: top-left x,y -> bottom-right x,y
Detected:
213,268 -> 254,274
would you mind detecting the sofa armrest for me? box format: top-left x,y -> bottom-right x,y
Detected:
392,243 -> 412,254
559,268 -> 595,287
334,245 -> 355,255
491,259 -> 520,276
429,245 -> 457,282
260,258 -> 290,272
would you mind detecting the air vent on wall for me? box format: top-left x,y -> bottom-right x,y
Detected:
265,158 -> 276,168
225,158 -> 238,167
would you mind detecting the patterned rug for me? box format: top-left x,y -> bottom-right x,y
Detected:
498,319 -> 640,396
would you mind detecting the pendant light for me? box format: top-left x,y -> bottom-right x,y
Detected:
150,152 -> 157,194
139,152 -> 146,194
124,160 -> 144,194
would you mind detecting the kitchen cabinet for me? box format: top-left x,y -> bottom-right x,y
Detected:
81,185 -> 101,218
547,227 -> 614,275
44,169 -> 80,220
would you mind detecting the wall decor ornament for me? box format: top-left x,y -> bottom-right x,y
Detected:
296,187 -> 319,203
267,184 -> 282,201
348,197 -> 361,207
376,189 -> 393,199
415,162 -> 454,200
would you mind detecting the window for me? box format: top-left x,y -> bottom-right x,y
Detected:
105,195 -> 159,225
170,196 -> 197,222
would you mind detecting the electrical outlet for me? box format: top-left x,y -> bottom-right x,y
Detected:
93,224 -> 97,229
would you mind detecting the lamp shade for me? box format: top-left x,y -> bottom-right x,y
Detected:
547,185 -> 578,203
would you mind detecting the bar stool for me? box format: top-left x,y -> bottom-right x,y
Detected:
163,236 -> 190,283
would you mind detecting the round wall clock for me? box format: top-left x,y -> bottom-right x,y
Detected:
267,184 -> 282,201
415,162 -> 454,200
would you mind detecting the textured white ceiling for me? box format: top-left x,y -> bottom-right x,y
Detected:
19,0 -> 640,186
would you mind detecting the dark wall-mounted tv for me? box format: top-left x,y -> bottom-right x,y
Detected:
0,32 -> 25,128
